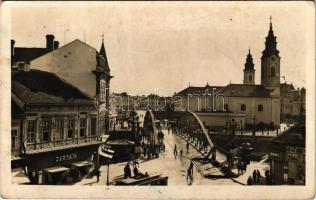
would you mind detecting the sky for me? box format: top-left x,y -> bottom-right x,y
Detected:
9,2 -> 313,96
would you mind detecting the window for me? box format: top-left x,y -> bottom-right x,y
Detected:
80,119 -> 86,137
11,130 -> 18,149
90,118 -> 97,136
249,75 -> 252,82
241,104 -> 246,111
55,119 -> 64,139
271,67 -> 275,77
27,121 -> 36,144
68,119 -> 75,139
258,104 -> 263,111
224,104 -> 229,111
42,120 -> 51,142
100,80 -> 106,96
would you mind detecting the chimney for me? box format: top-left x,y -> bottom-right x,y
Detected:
46,34 -> 55,51
11,40 -> 15,57
53,41 -> 59,50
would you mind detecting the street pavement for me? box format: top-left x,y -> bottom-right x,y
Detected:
76,129 -> 239,186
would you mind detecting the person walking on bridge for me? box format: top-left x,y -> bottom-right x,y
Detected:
174,144 -> 178,159
186,141 -> 190,153
180,149 -> 183,160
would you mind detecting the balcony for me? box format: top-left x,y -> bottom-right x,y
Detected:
25,136 -> 102,152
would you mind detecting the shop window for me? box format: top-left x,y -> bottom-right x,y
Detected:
241,104 -> 246,111
27,121 -> 36,144
68,120 -> 75,139
80,119 -> 86,137
258,104 -> 263,111
55,119 -> 64,139
42,120 -> 51,142
11,130 -> 18,149
91,118 -> 97,136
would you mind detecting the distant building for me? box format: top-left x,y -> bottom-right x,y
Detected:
175,19 -> 281,129
269,123 -> 305,185
11,70 -> 102,184
280,83 -> 306,121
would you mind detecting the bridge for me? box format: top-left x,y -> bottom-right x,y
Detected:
143,110 -> 233,175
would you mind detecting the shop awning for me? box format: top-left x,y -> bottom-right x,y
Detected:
43,166 -> 70,173
106,139 -> 135,146
71,161 -> 93,167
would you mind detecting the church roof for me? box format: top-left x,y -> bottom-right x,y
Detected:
218,84 -> 271,98
280,83 -> 295,91
176,85 -> 224,96
12,70 -> 93,105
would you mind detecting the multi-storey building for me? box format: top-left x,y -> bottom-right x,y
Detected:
11,69 -> 102,184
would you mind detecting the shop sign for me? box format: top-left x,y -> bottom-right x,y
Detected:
55,153 -> 78,163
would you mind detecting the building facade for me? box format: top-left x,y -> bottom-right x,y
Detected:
11,70 -> 103,184
269,123 -> 305,185
11,35 -> 113,134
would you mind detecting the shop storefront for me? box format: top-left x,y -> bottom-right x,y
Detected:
25,142 -> 102,184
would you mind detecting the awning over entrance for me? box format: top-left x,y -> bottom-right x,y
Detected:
70,161 -> 93,167
106,139 -> 135,146
43,166 -> 69,173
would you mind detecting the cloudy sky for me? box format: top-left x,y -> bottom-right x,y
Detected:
9,2 -> 313,96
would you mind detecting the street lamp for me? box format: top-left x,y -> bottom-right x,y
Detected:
252,116 -> 256,138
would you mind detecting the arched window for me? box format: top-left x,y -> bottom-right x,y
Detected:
271,67 -> 275,77
258,104 -> 263,111
241,104 -> 246,111
224,104 -> 229,111
249,75 -> 252,82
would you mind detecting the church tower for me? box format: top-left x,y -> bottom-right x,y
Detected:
94,36 -> 113,133
243,48 -> 255,85
261,17 -> 280,93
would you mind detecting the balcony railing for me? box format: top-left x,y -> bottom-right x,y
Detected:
26,135 -> 102,151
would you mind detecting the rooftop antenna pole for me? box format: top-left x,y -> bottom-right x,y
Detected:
64,24 -> 66,45
84,29 -> 86,43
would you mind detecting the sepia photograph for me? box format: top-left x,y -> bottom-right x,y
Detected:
0,1 -> 315,199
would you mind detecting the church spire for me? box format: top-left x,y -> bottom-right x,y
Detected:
244,48 -> 255,70
262,16 -> 279,58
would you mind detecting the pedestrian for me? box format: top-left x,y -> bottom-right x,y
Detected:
247,176 -> 253,185
96,168 -> 100,182
186,141 -> 189,153
256,169 -> 261,183
124,162 -> 131,179
189,160 -> 194,176
174,144 -> 178,158
186,167 -> 193,185
264,169 -> 269,185
180,149 -> 183,160
168,126 -> 170,134
253,170 -> 257,184
237,161 -> 241,175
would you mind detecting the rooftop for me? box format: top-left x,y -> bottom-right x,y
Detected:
12,69 -> 94,105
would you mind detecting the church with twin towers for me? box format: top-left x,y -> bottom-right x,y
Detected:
176,17 -> 281,128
